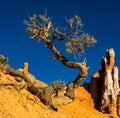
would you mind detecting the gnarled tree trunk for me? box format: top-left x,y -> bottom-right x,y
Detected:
45,39 -> 89,87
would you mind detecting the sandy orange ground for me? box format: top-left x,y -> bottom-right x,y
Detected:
0,72 -> 118,118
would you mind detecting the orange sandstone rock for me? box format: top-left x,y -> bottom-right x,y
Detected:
23,62 -> 29,75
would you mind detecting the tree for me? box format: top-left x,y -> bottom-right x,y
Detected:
24,11 -> 96,87
50,80 -> 65,96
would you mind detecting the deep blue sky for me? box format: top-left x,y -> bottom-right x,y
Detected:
0,0 -> 120,84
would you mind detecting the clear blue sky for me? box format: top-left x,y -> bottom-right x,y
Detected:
0,0 -> 120,84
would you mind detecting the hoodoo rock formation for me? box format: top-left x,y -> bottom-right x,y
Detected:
90,48 -> 120,117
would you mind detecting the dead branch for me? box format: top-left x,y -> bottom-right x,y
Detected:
24,12 -> 96,86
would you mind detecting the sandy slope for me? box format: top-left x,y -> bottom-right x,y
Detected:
0,72 -> 116,118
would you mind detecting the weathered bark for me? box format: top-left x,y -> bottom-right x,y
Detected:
0,62 -> 52,106
45,39 -> 88,87
0,63 -> 35,84
65,83 -> 75,99
0,80 -> 27,90
0,62 -> 60,111
0,62 -> 46,93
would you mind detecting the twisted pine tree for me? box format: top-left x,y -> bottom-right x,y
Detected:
24,11 -> 96,87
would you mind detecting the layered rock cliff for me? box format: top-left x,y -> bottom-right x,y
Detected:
90,48 -> 120,117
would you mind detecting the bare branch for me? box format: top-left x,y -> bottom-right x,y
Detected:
24,11 -> 96,86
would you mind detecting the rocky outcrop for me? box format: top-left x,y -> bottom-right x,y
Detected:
117,92 -> 120,116
90,48 -> 120,117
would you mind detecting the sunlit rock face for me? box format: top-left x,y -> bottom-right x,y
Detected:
90,48 -> 120,117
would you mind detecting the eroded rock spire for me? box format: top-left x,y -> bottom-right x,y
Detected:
90,48 -> 120,117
